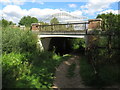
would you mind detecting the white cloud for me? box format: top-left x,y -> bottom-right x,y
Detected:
80,0 -> 119,15
1,5 -> 84,24
68,4 -> 77,8
2,5 -> 28,23
99,9 -> 119,14
70,10 -> 82,16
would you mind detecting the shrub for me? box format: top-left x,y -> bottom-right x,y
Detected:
2,52 -> 46,88
80,56 -> 120,87
2,27 -> 37,53
70,38 -> 85,50
2,52 -> 27,87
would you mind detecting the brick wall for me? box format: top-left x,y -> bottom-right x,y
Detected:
88,18 -> 102,30
31,25 -> 39,30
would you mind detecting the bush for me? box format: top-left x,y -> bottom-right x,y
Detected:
2,27 -> 37,53
2,51 -> 71,88
80,56 -> 120,87
2,52 -> 48,88
70,38 -> 85,50
2,52 -> 28,88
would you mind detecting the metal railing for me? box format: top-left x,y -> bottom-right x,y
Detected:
38,22 -> 89,32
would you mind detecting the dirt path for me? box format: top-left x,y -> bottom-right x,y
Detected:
52,55 -> 86,88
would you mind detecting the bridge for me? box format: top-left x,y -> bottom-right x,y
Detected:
37,31 -> 85,38
31,12 -> 102,51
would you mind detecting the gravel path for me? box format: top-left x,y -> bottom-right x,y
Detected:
52,55 -> 86,88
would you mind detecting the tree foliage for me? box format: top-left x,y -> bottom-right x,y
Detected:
1,19 -> 9,27
40,17 -> 74,31
19,16 -> 38,27
50,17 -> 59,24
39,21 -> 49,25
89,13 -> 120,64
97,12 -> 119,31
0,19 -> 16,28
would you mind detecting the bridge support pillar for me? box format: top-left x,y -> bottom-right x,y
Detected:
37,35 -> 52,51
86,18 -> 102,50
37,35 -> 44,51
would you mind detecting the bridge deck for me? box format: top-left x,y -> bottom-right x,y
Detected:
32,30 -> 86,35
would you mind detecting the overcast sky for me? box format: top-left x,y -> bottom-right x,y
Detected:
0,0 -> 119,24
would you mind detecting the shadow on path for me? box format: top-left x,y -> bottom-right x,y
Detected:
52,55 -> 86,88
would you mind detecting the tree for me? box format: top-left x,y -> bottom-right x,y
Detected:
19,16 -> 38,27
1,19 -> 9,27
50,17 -> 59,24
96,12 -> 119,31
39,21 -> 49,25
96,12 -> 120,63
9,21 -> 16,25
49,17 -> 74,31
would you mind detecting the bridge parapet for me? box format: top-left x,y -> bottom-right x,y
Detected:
88,18 -> 102,31
38,31 -> 86,35
31,18 -> 102,32
31,22 -> 89,31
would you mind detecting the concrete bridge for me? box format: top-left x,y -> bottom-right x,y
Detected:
31,18 -> 102,51
34,31 -> 86,38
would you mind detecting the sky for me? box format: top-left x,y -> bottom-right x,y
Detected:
0,0 -> 119,24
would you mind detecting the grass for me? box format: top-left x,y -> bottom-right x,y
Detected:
66,63 -> 76,78
79,55 -> 120,87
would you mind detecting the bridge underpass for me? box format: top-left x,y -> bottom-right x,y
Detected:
36,31 -> 86,52
38,37 -> 85,55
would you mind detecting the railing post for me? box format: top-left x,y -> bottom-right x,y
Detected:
85,23 -> 87,34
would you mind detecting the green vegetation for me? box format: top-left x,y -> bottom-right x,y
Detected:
79,56 -> 120,87
19,16 -> 38,27
2,51 -> 71,88
2,27 -> 37,53
97,12 -> 119,31
49,38 -> 85,55
66,63 -> 76,78
0,19 -> 16,28
2,27 -> 71,88
79,56 -> 95,86
70,38 -> 85,50
50,17 -> 59,24
79,13 -> 120,87
2,12 -> 120,88
40,17 -> 74,31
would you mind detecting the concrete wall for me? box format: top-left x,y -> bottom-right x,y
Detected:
37,37 -> 52,51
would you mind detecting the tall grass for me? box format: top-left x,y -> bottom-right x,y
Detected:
79,56 -> 120,87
